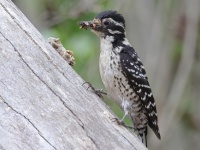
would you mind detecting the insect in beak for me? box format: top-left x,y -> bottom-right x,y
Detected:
79,21 -> 94,30
79,19 -> 101,30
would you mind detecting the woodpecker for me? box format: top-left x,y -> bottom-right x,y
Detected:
79,10 -> 161,146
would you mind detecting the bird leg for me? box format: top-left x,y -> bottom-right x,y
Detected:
112,112 -> 135,129
82,81 -> 107,99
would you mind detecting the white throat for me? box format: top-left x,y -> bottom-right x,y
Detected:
100,36 -> 114,53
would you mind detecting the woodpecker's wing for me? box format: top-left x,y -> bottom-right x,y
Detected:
119,46 -> 161,139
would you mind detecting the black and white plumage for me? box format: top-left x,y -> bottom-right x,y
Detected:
79,10 -> 161,146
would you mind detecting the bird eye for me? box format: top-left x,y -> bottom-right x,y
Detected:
103,19 -> 110,26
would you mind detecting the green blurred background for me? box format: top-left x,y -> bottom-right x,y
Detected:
12,0 -> 200,149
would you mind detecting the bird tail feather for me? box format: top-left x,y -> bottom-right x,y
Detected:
139,127 -> 147,147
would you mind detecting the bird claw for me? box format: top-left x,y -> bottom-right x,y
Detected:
111,117 -> 135,129
82,81 -> 107,99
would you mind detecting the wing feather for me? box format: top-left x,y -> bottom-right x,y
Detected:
119,46 -> 161,139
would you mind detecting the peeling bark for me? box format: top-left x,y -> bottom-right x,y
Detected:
0,0 -> 147,150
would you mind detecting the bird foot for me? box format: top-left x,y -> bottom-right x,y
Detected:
82,81 -> 107,99
111,118 -> 135,129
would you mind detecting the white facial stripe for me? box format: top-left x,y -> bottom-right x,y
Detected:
108,29 -> 122,34
107,18 -> 124,28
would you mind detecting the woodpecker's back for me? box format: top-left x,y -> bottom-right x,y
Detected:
79,10 -> 161,147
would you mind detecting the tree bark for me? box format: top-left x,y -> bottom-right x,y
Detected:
0,0 -> 147,150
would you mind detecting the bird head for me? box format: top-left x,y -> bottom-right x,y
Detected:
79,10 -> 126,40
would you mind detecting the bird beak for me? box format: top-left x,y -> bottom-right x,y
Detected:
92,19 -> 101,29
79,19 -> 101,30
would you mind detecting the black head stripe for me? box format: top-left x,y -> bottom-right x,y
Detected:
95,10 -> 125,28
95,10 -> 117,19
110,25 -> 125,33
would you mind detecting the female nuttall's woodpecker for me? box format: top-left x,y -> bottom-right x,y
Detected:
79,10 -> 161,147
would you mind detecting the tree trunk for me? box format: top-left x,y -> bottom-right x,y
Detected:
0,0 -> 147,149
